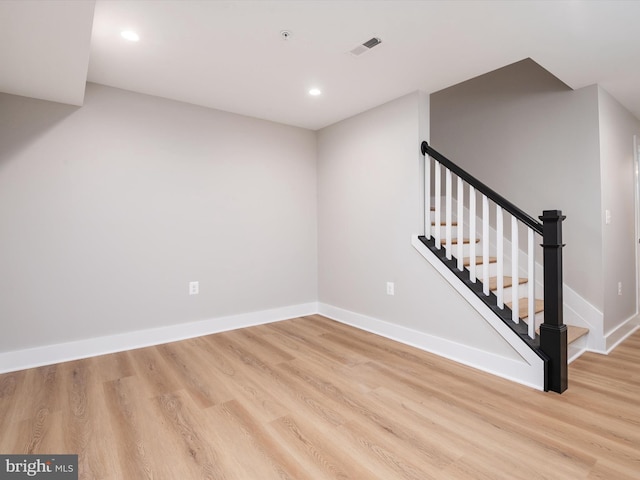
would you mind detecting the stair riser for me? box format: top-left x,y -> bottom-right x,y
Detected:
495,283 -> 535,301
439,244 -> 483,260
430,226 -> 481,242
493,308 -> 544,329
468,263 -> 531,281
469,262 -> 500,279
527,312 -> 544,329
453,273 -> 533,302
429,225 -> 463,237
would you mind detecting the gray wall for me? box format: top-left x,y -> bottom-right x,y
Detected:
0,83 -> 317,352
598,87 -> 640,334
430,59 -> 603,311
317,91 -> 522,359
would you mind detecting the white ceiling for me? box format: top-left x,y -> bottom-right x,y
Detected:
0,0 -> 94,106
2,0 -> 640,130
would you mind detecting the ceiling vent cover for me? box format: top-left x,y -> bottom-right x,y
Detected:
349,37 -> 382,56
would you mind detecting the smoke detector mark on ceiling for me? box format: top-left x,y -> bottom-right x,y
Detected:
349,37 -> 382,56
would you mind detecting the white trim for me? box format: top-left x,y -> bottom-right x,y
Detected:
0,302 -> 318,374
605,313 -> 640,353
568,343 -> 588,364
319,301 -> 544,391
633,134 -> 640,334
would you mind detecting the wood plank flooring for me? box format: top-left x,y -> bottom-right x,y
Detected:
0,315 -> 638,479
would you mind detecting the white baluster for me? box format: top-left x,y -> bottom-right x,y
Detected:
469,186 -> 476,282
445,168 -> 452,259
425,154 -> 431,239
528,228 -> 536,339
511,216 -> 519,323
482,195 -> 490,295
457,176 -> 464,270
434,161 -> 441,248
496,205 -> 504,309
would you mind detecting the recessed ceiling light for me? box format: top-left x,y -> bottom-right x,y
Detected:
121,30 -> 140,42
309,88 -> 322,96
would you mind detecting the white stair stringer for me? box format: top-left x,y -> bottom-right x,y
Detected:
412,235 -> 546,390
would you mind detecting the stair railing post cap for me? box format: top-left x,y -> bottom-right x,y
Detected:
539,210 -> 566,221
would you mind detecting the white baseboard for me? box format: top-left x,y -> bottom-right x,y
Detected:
0,302 -> 318,374
7,292 -> 618,392
605,313 -> 640,353
318,302 -> 545,391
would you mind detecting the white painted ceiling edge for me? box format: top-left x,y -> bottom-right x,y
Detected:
1,0 -> 640,130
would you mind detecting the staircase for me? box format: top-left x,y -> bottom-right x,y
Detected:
427,204 -> 589,355
415,142 -> 589,393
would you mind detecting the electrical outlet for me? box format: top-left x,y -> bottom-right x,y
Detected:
189,281 -> 199,295
386,282 -> 395,296
605,210 -> 611,224
618,282 -> 622,296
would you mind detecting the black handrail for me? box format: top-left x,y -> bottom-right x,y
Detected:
421,141 -> 543,235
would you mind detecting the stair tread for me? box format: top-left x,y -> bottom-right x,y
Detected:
523,321 -> 589,345
463,256 -> 497,266
506,298 -> 544,318
448,238 -> 480,245
489,276 -> 528,290
504,298 -> 589,345
566,326 -> 589,344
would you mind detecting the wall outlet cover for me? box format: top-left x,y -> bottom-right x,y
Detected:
386,282 -> 395,296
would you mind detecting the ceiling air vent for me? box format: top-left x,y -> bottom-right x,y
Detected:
349,37 -> 382,56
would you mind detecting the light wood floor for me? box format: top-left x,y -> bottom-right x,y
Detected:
1,315 -> 638,479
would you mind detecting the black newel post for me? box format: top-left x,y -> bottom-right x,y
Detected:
539,210 -> 567,393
